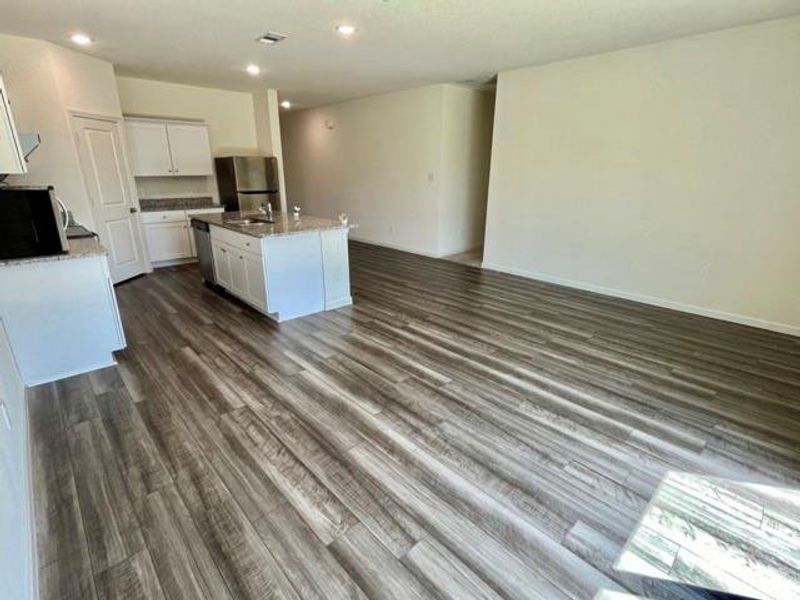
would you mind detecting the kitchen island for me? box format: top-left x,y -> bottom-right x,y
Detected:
191,211 -> 353,322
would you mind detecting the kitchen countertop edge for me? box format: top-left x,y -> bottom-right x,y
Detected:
0,237 -> 107,268
191,212 -> 355,239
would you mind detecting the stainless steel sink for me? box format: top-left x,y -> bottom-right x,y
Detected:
226,219 -> 256,225
226,216 -> 274,226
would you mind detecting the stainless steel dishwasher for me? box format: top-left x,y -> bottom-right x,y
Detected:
191,219 -> 216,284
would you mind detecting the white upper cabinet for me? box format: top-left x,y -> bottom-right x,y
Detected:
125,121 -> 172,176
0,74 -> 26,175
124,118 -> 213,177
166,123 -> 213,176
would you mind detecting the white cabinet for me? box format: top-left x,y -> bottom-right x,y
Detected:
165,124 -> 213,176
124,121 -> 173,176
0,74 -> 26,175
125,119 -> 213,177
211,241 -> 232,289
212,240 -> 265,309
210,226 -> 267,311
144,221 -> 192,262
142,207 -> 223,265
243,252 -> 267,310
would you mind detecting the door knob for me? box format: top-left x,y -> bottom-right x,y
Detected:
130,207 -> 139,213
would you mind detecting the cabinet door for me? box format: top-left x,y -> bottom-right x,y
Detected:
243,252 -> 267,310
166,124 -> 213,176
229,251 -> 248,299
212,242 -> 232,289
144,222 -> 192,262
125,121 -> 173,176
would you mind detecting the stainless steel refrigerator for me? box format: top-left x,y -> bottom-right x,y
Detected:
215,156 -> 280,212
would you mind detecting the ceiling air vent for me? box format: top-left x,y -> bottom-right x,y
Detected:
257,31 -> 288,45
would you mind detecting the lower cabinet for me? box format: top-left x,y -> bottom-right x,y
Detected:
142,207 -> 223,265
211,241 -> 232,289
243,252 -> 267,310
228,250 -> 248,300
144,221 -> 192,262
212,239 -> 266,311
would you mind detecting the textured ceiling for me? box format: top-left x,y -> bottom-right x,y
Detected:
3,0 -> 800,108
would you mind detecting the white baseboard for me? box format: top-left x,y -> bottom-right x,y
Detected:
482,261 -> 800,338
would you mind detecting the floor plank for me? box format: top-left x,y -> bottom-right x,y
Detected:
29,241 -> 800,600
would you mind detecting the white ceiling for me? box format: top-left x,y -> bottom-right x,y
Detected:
3,0 -> 800,108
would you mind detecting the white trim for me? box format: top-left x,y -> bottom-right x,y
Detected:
123,114 -> 206,126
68,109 -> 121,123
25,357 -> 117,387
482,261 -> 800,338
24,383 -> 39,600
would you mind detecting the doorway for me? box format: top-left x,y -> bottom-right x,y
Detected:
440,85 -> 496,269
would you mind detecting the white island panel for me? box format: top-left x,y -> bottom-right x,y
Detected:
263,232 -> 325,321
0,252 -> 125,385
320,228 -> 352,310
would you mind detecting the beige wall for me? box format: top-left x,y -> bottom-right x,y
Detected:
0,35 -> 123,229
438,86 -> 494,256
116,76 -> 258,155
281,84 -> 493,256
282,85 -> 444,255
253,89 -> 287,211
483,17 -> 800,335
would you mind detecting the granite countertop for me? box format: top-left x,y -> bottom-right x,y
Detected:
139,196 -> 218,212
191,211 -> 354,239
0,236 -> 107,267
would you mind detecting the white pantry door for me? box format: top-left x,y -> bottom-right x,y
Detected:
72,115 -> 147,283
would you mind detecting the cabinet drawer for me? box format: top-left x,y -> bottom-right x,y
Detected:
142,210 -> 186,224
210,225 -> 262,255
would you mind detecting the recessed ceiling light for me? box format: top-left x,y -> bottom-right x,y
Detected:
70,33 -> 93,46
245,64 -> 261,76
280,100 -> 292,109
335,24 -> 356,37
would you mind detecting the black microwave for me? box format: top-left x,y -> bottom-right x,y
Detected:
0,186 -> 69,260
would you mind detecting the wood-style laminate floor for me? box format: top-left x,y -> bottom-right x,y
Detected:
30,241 -> 800,600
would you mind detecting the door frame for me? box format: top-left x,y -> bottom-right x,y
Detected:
68,109 -> 153,275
